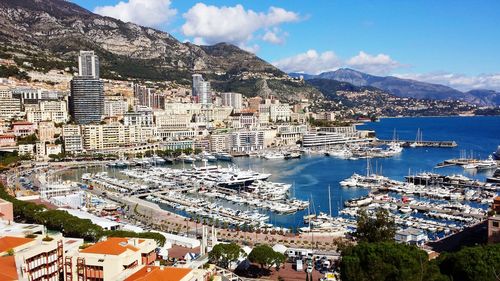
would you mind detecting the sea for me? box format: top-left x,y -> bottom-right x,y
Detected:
60,116 -> 500,230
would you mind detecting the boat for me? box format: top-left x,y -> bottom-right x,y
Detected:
263,152 -> 285,160
486,168 -> 500,184
410,128 -> 424,148
476,156 -> 498,170
284,152 -> 301,159
493,145 -> 500,160
215,152 -> 233,161
399,206 -> 413,214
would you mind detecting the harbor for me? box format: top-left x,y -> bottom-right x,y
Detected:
36,117 -> 499,245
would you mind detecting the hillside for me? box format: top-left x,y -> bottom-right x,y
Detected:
293,68 -> 500,106
306,78 -> 482,117
0,0 -> 321,102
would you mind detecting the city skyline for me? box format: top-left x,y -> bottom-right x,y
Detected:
72,0 -> 500,91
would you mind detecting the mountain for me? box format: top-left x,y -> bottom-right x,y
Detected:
294,68 -> 500,106
0,0 -> 321,102
306,78 -> 484,117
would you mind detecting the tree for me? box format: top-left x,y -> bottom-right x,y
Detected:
248,244 -> 284,270
354,208 -> 396,243
437,244 -> 500,281
340,242 -> 447,281
209,243 -> 244,269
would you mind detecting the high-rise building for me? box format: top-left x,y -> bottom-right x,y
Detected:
78,50 -> 99,78
221,92 -> 243,110
69,77 -> 104,124
192,74 -> 212,105
70,51 -> 104,124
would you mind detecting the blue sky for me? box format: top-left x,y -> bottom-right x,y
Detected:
72,0 -> 500,91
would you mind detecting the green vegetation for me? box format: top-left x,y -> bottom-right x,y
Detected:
340,242 -> 500,281
308,117 -> 352,127
0,151 -> 31,171
354,208 -> 396,243
340,242 -> 446,281
0,65 -> 30,80
437,244 -> 500,281
248,244 -> 286,271
208,242 -> 244,269
0,183 -> 165,245
17,134 -> 38,145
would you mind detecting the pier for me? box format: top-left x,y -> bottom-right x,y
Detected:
376,139 -> 457,148
372,199 -> 486,219
435,158 -> 500,168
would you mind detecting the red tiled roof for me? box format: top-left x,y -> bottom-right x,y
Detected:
0,256 -> 19,280
0,236 -> 34,253
12,121 -> 33,126
0,135 -> 15,139
125,266 -> 191,281
80,237 -> 139,255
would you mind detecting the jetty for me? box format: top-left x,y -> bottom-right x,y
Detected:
376,139 -> 457,148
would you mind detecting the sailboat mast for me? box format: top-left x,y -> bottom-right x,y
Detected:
328,185 -> 332,217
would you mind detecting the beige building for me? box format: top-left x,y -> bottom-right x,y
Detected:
37,121 -> 59,142
66,237 -> 157,281
154,111 -> 191,130
26,100 -> 68,124
0,94 -> 22,120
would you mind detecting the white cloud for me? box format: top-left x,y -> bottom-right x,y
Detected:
273,49 -> 401,75
94,0 -> 177,27
347,51 -> 401,75
272,50 -> 342,74
262,28 -> 287,44
181,3 -> 299,47
394,72 -> 500,91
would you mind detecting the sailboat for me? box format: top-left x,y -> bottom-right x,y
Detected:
410,128 -> 424,147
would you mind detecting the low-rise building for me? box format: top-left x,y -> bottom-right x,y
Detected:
125,266 -> 208,281
12,121 -> 36,137
395,228 -> 428,246
67,237 -> 157,281
18,144 -> 35,156
0,134 -> 16,147
488,196 -> 500,244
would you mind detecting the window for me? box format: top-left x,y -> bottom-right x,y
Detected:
493,221 -> 500,228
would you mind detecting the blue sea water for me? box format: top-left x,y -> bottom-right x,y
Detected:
232,116 -> 500,229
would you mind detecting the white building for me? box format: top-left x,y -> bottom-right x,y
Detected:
18,144 -> 35,156
62,125 -> 83,154
221,92 -> 243,110
229,130 -> 264,152
104,98 -> 128,117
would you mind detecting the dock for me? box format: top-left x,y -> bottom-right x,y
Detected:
376,139 -> 457,148
372,199 -> 486,219
435,158 -> 500,168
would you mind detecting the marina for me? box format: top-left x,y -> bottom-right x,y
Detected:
52,116 -> 500,242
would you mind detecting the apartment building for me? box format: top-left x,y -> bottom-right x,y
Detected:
228,130 -> 265,152
62,125 -> 83,154
66,237 -> 157,281
0,235 -> 83,281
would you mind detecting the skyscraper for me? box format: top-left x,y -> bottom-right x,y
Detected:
192,74 -> 212,105
78,51 -> 99,78
69,51 -> 104,124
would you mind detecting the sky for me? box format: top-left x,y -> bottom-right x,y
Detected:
71,0 -> 500,91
